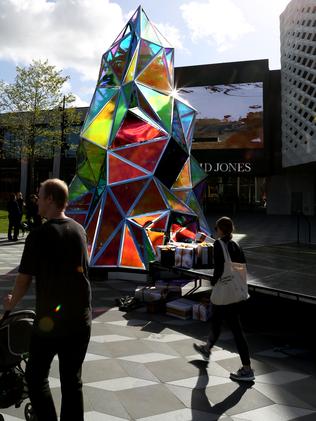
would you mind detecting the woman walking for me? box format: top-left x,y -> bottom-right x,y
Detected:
193,216 -> 254,382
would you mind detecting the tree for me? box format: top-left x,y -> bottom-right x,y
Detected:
0,60 -> 81,193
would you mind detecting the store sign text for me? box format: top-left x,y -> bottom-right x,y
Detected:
200,162 -> 252,173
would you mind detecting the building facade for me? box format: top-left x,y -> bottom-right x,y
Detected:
272,0 -> 316,215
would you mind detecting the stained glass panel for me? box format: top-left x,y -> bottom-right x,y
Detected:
137,50 -> 171,92
111,179 -> 148,214
81,94 -> 118,148
114,138 -> 167,172
108,153 -> 147,184
120,225 -> 145,268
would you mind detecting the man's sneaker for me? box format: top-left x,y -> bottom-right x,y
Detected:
193,343 -> 210,361
230,367 -> 255,382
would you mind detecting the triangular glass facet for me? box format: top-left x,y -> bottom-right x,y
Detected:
114,138 -> 167,172
172,158 -> 192,189
108,153 -> 148,184
81,93 -> 118,148
110,178 -> 148,215
120,224 -> 145,268
137,83 -> 173,132
137,50 -> 171,92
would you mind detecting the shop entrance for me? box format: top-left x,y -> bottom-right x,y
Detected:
205,176 -> 266,212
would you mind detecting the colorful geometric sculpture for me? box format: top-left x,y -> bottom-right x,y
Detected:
67,6 -> 209,269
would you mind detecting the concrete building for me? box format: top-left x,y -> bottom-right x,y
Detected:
273,0 -> 316,215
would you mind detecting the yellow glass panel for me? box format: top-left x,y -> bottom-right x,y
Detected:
172,158 -> 191,189
123,44 -> 139,84
81,94 -> 118,148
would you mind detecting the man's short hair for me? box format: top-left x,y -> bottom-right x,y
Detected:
41,179 -> 68,210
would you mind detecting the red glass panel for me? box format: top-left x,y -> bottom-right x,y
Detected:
114,138 -> 167,172
149,214 -> 168,231
94,193 -> 122,257
67,192 -> 93,212
111,179 -> 147,214
108,153 -> 147,184
131,180 -> 167,215
111,111 -> 165,148
86,202 -> 101,256
67,213 -> 86,226
95,228 -> 122,266
120,225 -> 145,268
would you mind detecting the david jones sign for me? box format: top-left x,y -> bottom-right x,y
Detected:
200,162 -> 252,173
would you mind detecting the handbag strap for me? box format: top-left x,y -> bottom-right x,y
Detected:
218,239 -> 232,262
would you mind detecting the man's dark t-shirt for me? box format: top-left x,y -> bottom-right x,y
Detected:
19,218 -> 91,336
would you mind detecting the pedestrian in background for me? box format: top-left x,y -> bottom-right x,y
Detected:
7,192 -> 21,241
194,216 -> 254,382
26,194 -> 42,229
3,178 -> 92,421
16,192 -> 26,236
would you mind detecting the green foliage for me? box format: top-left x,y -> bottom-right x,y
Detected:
0,59 -> 81,191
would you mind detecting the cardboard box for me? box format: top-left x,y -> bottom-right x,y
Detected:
192,302 -> 212,321
195,243 -> 214,268
174,244 -> 198,269
166,298 -> 196,319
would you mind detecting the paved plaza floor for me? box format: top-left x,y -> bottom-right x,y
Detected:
0,213 -> 316,420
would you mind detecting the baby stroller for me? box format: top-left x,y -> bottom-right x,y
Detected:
0,310 -> 37,421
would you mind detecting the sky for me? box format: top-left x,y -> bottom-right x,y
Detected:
0,0 -> 290,107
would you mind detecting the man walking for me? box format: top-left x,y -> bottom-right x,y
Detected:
3,178 -> 92,421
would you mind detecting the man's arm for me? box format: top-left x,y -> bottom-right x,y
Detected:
3,273 -> 32,311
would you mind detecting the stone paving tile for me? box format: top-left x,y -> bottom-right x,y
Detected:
1,226 -> 316,420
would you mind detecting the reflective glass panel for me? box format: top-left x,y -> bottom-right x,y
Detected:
137,50 -> 171,92
81,94 -> 118,148
111,179 -> 148,214
131,180 -> 167,215
120,225 -> 145,268
114,138 -> 167,172
108,153 -> 147,184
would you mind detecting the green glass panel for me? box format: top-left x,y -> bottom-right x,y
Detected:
83,141 -> 106,183
136,39 -> 161,76
137,49 -> 171,92
140,10 -> 161,45
81,93 -> 118,148
160,183 -> 194,214
109,91 -> 128,145
82,87 -> 118,133
190,156 -> 207,187
76,143 -> 97,185
68,175 -> 89,201
187,193 -> 209,232
137,83 -> 172,132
